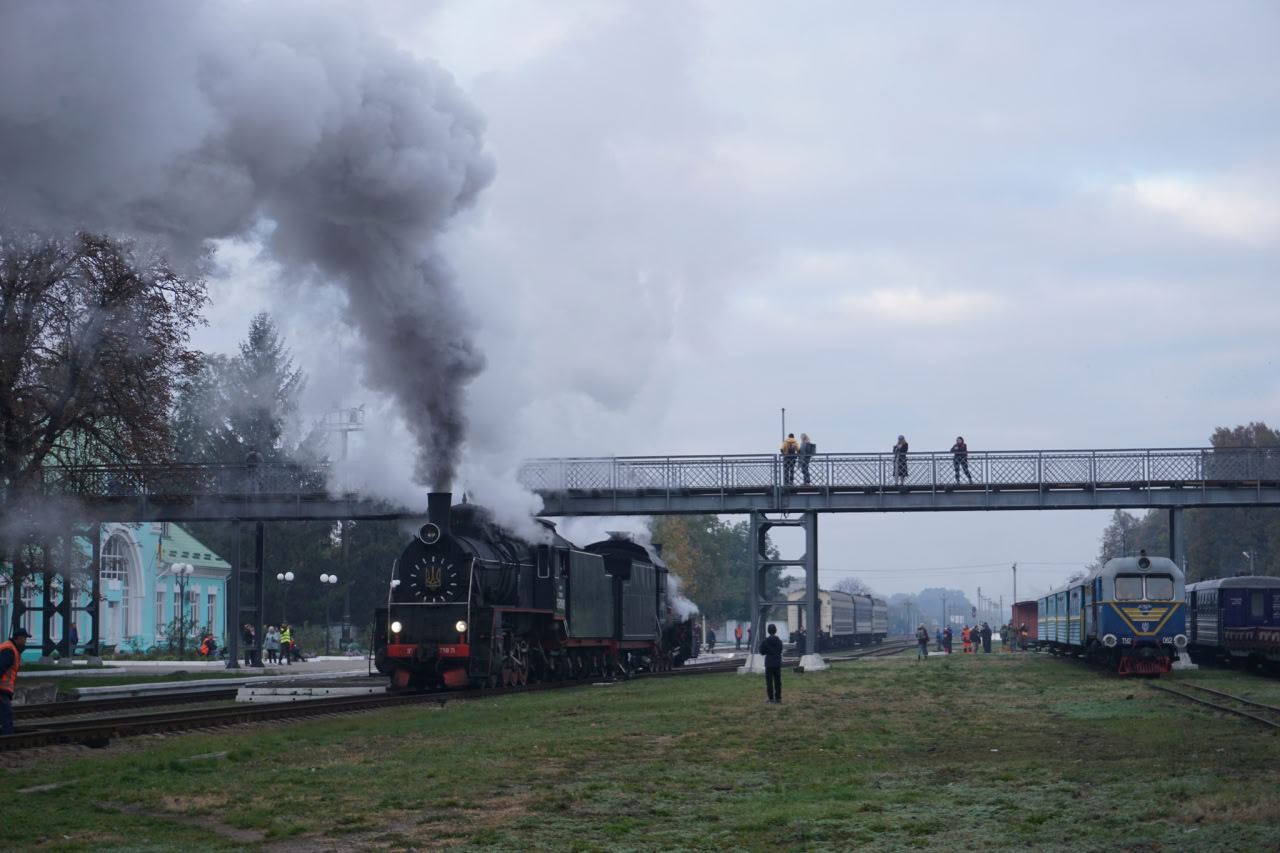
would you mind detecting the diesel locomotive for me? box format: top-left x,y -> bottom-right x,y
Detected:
373,494 -> 696,690
1036,554 -> 1187,675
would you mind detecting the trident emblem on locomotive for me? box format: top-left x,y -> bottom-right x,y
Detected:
425,563 -> 443,590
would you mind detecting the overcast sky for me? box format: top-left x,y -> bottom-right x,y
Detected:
184,1 -> 1280,604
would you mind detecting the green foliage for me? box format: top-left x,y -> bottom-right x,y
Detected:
1091,421 -> 1279,581
647,515 -> 783,623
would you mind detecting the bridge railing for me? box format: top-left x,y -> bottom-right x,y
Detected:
519,447 -> 1280,494
26,462 -> 333,499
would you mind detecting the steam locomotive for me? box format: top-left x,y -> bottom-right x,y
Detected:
373,493 -> 697,690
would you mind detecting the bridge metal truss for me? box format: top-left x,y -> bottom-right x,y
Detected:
519,447 -> 1280,515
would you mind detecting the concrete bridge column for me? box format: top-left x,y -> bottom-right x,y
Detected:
226,521 -> 266,669
1169,507 -> 1185,573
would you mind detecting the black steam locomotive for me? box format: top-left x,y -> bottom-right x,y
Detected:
373,493 -> 697,690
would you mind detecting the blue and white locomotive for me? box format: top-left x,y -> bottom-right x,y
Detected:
1037,555 -> 1187,675
1186,575 -> 1280,672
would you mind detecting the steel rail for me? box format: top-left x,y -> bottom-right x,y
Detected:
1147,682 -> 1280,730
16,689 -> 241,719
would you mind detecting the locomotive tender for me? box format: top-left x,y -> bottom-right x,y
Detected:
1036,555 -> 1187,675
374,494 -> 695,690
1186,575 -> 1280,671
785,588 -> 888,650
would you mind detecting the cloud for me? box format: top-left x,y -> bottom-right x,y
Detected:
1112,175 -> 1280,248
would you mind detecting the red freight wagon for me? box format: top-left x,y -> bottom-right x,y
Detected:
1011,601 -> 1038,640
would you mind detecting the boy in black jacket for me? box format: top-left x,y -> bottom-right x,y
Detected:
759,624 -> 784,704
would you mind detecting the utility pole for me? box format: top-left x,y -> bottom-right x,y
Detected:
324,401 -> 364,648
1012,563 -> 1017,605
781,407 -> 786,442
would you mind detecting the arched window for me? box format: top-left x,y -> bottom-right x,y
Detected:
102,534 -> 132,645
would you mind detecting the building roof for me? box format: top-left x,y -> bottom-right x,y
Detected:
158,524 -> 231,570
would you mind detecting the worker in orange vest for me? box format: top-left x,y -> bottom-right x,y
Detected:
734,624 -> 743,650
0,627 -> 31,735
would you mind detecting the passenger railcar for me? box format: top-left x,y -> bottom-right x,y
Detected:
1186,576 -> 1280,671
1036,555 -> 1187,675
786,588 -> 888,649
373,494 -> 694,690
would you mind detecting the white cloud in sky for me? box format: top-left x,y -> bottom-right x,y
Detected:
1114,175 -> 1280,248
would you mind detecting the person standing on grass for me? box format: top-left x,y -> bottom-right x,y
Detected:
962,625 -> 971,654
935,627 -> 943,652
943,624 -> 953,654
915,624 -> 930,661
759,624 -> 784,704
999,624 -> 1009,651
1019,623 -> 1029,651
0,628 -> 31,735
981,622 -> 992,654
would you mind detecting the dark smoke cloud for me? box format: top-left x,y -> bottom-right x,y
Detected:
0,0 -> 493,489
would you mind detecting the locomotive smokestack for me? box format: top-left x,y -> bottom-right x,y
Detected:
428,492 -> 452,531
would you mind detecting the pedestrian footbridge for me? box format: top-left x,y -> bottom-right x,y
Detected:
519,447 -> 1280,516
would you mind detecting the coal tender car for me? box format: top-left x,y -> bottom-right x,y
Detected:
785,588 -> 888,650
374,494 -> 696,690
1185,575 -> 1280,672
1036,554 -> 1187,675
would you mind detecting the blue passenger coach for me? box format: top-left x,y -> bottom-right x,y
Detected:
1186,576 -> 1280,671
1037,555 -> 1187,675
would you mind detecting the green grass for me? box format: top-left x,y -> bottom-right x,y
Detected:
5,654 -> 1280,851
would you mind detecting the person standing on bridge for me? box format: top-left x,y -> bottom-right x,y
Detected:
781,433 -> 799,485
245,444 -> 264,492
950,436 -> 973,484
893,435 -> 909,487
0,628 -> 31,735
759,623 -> 784,704
800,433 -> 816,485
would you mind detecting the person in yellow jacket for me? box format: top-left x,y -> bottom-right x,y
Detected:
280,623 -> 293,666
781,433 -> 799,485
0,627 -> 31,735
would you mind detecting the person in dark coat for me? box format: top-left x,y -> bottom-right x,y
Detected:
981,622 -> 992,653
935,627 -> 943,652
950,436 -> 973,484
759,624 -> 784,704
943,625 -> 953,654
915,624 -> 930,661
893,436 -> 909,487
799,433 -> 816,485
707,628 -> 716,652
242,623 -> 257,666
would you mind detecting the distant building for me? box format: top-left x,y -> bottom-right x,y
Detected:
0,522 -> 230,659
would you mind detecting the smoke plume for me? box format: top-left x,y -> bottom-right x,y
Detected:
0,1 -> 493,489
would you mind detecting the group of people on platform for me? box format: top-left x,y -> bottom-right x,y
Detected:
920,621 -> 1031,657
238,622 -> 300,666
780,434 -> 974,487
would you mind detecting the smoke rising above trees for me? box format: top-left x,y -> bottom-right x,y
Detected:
0,0 -> 494,491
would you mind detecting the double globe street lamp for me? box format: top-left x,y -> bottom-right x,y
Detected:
276,571 -> 295,623
172,562 -> 195,660
320,573 -> 338,656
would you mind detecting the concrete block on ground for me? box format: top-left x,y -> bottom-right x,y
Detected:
797,654 -> 829,672
738,654 -> 768,674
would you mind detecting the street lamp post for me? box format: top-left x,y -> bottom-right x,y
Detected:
173,563 -> 194,660
276,571 -> 295,623
320,573 -> 338,655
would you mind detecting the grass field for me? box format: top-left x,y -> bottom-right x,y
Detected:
6,653 -> 1279,852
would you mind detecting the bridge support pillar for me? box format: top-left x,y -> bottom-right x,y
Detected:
226,521 -> 266,669
1168,507 -> 1185,572
740,510 -> 827,674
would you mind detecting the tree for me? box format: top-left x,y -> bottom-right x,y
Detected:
833,577 -> 874,596
227,313 -> 306,460
1,231 -> 205,627
647,515 -> 783,624
1089,422 -> 1280,581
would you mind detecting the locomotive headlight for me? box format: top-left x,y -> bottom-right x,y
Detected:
455,620 -> 468,634
390,621 -> 403,634
1174,634 -> 1188,648
1103,634 -> 1118,648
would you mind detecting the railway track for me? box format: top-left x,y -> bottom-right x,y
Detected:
17,689 -> 241,719
1148,680 -> 1280,729
1,660 -> 743,752
822,640 -> 917,663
